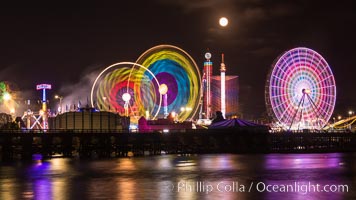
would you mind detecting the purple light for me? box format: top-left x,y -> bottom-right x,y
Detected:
154,72 -> 178,106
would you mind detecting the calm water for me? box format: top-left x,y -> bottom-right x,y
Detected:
1,153 -> 356,200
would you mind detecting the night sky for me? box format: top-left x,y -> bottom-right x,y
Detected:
0,0 -> 355,119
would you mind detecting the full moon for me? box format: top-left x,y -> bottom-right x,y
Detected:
219,17 -> 228,27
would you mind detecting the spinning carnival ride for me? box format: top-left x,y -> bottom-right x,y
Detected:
91,62 -> 162,122
265,47 -> 336,130
91,45 -> 201,123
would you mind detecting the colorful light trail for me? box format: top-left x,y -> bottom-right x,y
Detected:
91,62 -> 162,122
135,44 -> 201,121
266,47 -> 336,130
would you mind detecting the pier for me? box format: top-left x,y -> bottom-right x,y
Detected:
1,130 -> 356,160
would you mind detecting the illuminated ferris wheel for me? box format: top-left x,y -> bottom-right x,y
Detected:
265,47 -> 336,130
90,44 -> 201,123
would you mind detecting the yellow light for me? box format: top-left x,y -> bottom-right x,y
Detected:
3,92 -> 11,101
145,110 -> 150,119
159,84 -> 168,95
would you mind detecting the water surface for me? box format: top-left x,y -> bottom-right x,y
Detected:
1,153 -> 355,199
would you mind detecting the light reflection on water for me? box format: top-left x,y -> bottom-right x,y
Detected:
0,153 -> 355,200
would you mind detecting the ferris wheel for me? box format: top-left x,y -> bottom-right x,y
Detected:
265,47 -> 336,130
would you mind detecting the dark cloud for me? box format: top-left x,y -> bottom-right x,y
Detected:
241,7 -> 267,21
156,0 -> 235,12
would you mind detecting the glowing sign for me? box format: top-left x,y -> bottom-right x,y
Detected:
36,84 -> 52,90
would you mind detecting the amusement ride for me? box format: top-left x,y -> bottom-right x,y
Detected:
91,45 -> 201,125
266,47 -> 337,131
